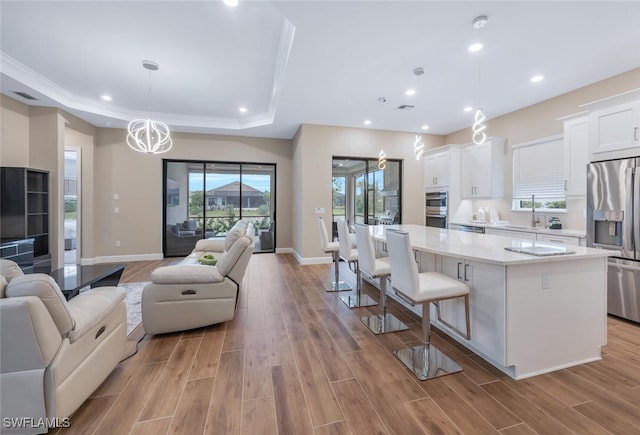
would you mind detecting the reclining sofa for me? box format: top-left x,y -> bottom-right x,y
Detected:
0,259 -> 126,434
142,220 -> 255,335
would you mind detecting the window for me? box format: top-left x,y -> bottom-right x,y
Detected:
512,135 -> 566,211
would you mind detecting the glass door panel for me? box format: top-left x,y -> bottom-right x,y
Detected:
242,164 -> 275,253
165,161 -> 204,257
204,163 -> 241,237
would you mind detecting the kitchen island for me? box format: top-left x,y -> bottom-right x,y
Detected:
369,224 -> 615,380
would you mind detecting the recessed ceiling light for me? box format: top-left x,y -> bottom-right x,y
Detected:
239,107 -> 248,113
364,120 -> 371,125
405,89 -> 416,96
468,43 -> 483,53
223,0 -> 238,7
421,125 -> 429,130
101,95 -> 112,101
530,75 -> 544,83
464,106 -> 473,112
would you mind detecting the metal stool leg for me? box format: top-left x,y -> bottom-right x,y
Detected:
393,302 -> 462,380
340,261 -> 377,308
323,251 -> 352,292
360,275 -> 409,334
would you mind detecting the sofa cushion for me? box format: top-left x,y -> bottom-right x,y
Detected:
194,238 -> 226,254
66,286 -> 125,343
0,275 -> 7,298
182,219 -> 197,231
0,259 -> 24,283
151,264 -> 225,284
224,220 -> 249,251
218,235 -> 251,277
5,274 -> 75,336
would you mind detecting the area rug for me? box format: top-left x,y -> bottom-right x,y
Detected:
118,282 -> 148,361
119,282 -> 147,336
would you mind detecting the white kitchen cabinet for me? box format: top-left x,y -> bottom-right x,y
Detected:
589,100 -> 640,157
437,257 -> 506,365
536,233 -> 581,246
562,115 -> 589,197
485,228 -> 537,240
461,137 -> 505,199
424,151 -> 449,189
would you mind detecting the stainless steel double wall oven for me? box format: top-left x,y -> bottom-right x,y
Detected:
425,191 -> 447,229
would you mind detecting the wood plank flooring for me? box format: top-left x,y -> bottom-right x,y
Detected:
54,254 -> 640,434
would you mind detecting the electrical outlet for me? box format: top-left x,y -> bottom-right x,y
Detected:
314,207 -> 325,214
114,193 -> 119,200
114,207 -> 119,213
115,240 -> 121,247
541,273 -> 550,289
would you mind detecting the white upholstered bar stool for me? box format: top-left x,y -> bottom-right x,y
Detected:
337,218 -> 377,308
317,216 -> 352,292
355,224 -> 409,334
386,229 -> 471,380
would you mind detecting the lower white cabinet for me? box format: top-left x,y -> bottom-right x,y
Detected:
437,257 -> 506,365
536,233 -> 581,246
485,228 -> 536,240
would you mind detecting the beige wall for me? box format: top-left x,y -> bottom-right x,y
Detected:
0,95 -> 30,166
93,129 -> 293,259
444,67 -> 640,230
292,124 -> 444,262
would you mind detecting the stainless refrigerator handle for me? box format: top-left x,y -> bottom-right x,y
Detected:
624,167 -> 634,255
634,167 -> 639,257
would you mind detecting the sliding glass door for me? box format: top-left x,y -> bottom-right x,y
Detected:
332,157 -> 401,235
164,160 -> 276,256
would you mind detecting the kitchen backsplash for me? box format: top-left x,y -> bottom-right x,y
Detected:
453,198 -> 587,231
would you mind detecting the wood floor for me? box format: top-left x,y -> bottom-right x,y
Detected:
53,253 -> 640,435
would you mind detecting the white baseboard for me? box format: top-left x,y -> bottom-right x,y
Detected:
81,253 -> 164,265
274,247 -> 294,254
293,251 -> 333,265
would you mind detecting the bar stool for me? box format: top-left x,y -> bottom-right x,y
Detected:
386,229 -> 470,380
355,223 -> 409,334
336,218 -> 377,308
317,216 -> 352,292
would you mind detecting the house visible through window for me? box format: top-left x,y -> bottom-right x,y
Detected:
512,135 -> 566,211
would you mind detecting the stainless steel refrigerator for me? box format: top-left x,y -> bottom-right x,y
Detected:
587,157 -> 640,323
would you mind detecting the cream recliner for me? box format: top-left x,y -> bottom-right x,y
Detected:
141,233 -> 254,335
0,259 -> 126,434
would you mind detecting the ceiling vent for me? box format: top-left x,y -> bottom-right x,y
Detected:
395,104 -> 414,110
13,91 -> 38,101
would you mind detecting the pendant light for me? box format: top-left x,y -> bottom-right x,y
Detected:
126,60 -> 173,154
471,15 -> 488,145
378,149 -> 387,170
414,134 -> 425,160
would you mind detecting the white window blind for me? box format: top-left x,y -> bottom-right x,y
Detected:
512,135 -> 564,199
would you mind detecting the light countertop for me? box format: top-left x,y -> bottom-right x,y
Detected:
370,224 -> 614,266
449,221 -> 587,238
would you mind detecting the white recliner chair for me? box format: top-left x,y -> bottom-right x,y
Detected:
0,259 -> 127,434
141,234 -> 254,335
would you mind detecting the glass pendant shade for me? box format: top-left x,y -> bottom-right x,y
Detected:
127,118 -> 173,154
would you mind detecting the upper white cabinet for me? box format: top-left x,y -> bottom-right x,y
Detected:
580,89 -> 640,162
562,114 -> 589,197
424,150 -> 450,189
461,137 -> 505,199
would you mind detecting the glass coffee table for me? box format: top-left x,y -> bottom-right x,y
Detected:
48,263 -> 126,300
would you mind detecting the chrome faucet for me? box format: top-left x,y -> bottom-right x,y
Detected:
531,195 -> 538,228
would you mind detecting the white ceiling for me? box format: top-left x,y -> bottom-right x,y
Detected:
2,1 -> 640,140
